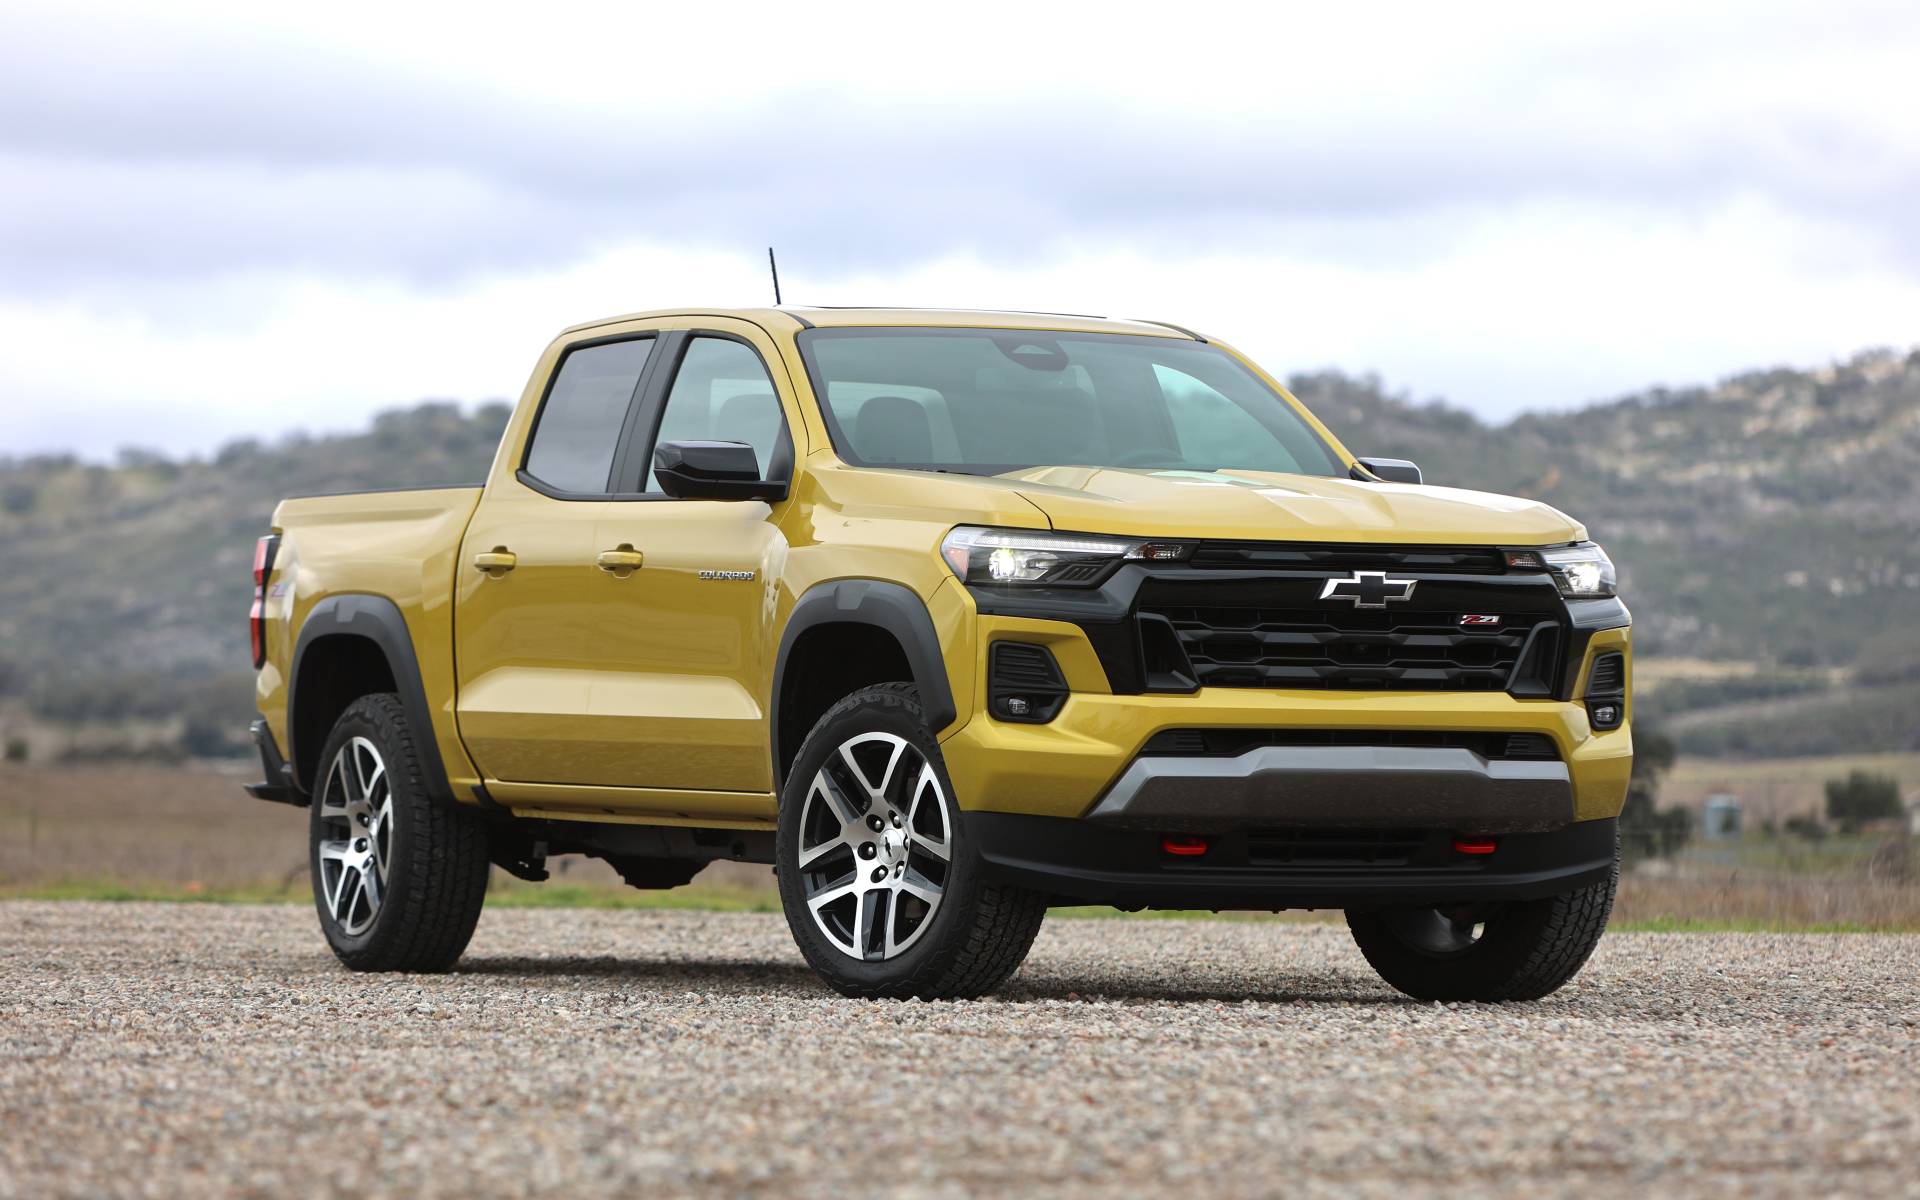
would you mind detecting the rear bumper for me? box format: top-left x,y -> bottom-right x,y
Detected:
243,718 -> 306,806
1087,745 -> 1572,834
968,812 -> 1618,910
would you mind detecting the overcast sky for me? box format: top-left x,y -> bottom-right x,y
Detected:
3,0 -> 1917,459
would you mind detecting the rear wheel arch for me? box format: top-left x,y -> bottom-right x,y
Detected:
771,580 -> 957,789
288,594 -> 452,804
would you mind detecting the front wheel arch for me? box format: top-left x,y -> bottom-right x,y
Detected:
770,580 -> 957,789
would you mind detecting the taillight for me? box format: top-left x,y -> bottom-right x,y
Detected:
250,535 -> 280,667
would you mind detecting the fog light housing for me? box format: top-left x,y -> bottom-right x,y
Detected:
988,642 -> 1069,723
1585,652 -> 1627,730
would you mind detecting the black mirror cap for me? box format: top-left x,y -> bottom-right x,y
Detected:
1353,456 -> 1423,485
652,440 -> 789,502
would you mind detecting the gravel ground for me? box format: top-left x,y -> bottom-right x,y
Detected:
3,903 -> 1917,1199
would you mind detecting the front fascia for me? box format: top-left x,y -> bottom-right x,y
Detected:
938,566 -> 1634,825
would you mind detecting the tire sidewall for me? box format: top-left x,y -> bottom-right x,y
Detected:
776,687 -> 986,990
308,698 -> 422,960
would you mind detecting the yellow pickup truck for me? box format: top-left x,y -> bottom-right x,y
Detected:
246,307 -> 1632,1000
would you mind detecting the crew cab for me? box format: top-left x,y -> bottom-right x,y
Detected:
246,307 -> 1632,1000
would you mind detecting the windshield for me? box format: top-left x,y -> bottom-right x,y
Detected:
798,329 -> 1344,477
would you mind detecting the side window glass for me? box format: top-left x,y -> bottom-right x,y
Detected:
647,337 -> 786,493
523,338 -> 653,494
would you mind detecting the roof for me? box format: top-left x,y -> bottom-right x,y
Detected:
559,306 -> 1201,340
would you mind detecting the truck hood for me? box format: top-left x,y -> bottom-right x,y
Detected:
999,467 -> 1585,545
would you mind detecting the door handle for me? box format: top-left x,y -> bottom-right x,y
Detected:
473,548 -> 517,576
597,545 -> 644,576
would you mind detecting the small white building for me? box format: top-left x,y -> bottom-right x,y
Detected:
1702,793 -> 1743,839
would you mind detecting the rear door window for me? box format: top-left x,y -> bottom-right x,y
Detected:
523,338 -> 654,494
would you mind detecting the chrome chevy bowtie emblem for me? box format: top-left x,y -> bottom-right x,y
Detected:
1319,570 -> 1417,607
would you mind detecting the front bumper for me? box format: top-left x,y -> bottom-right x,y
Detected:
1087,745 -> 1573,834
940,649 -> 1636,826
968,812 -> 1619,910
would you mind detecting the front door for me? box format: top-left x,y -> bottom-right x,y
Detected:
584,325 -> 798,794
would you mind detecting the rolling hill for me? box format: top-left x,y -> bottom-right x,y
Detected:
2,347 -> 1917,760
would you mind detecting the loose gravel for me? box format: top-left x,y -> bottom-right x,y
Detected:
2,902 -> 1917,1199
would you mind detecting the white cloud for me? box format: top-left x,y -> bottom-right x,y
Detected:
1,0 -> 1917,456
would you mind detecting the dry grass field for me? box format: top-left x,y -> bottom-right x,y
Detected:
4,762 -> 1917,930
1662,750 -> 1920,825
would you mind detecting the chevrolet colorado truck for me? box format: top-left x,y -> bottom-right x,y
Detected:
246,307 -> 1631,1001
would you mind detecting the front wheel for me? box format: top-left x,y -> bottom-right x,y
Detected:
1345,844 -> 1619,1002
776,683 -> 1047,999
309,693 -> 490,972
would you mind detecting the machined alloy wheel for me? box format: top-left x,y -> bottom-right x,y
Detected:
307,693 -> 490,973
315,736 -> 394,936
797,731 -> 953,961
776,683 -> 1047,999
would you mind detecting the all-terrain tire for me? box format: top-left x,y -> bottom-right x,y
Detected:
1345,840 -> 1618,1001
308,693 -> 490,972
776,683 -> 1047,1000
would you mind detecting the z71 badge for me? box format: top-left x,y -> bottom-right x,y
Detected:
1458,613 -> 1502,626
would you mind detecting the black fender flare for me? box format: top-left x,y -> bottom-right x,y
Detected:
288,593 -> 456,805
771,579 -> 958,786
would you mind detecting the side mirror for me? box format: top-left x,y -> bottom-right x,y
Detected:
652,440 -> 789,502
1354,456 -> 1423,485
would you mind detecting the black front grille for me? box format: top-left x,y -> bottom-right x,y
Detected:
1140,728 -> 1561,760
1190,542 -> 1507,573
1148,605 -> 1550,692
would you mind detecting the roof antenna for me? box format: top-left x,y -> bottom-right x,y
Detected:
768,246 -> 783,306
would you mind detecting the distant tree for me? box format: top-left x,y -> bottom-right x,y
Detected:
1783,814 -> 1828,841
1825,771 -> 1905,833
1,480 -> 34,515
1620,726 -> 1692,861
3,737 -> 27,763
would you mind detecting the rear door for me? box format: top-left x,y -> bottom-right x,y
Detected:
453,332 -> 658,782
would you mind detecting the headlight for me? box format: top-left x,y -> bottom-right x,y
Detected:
1512,542 -> 1617,598
940,526 -> 1190,586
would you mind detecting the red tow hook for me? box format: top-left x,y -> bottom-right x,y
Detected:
1451,837 -> 1499,856
1161,834 -> 1211,857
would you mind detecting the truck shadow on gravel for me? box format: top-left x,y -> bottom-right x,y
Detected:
456,954 -> 1409,1005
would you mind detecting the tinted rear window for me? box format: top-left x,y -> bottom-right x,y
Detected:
524,338 -> 653,493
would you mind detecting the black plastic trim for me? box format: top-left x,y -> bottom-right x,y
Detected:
987,641 -> 1068,723
1560,598 -> 1633,699
243,717 -> 304,806
970,552 -> 1629,703
966,812 -> 1619,910
1133,319 -> 1208,342
288,593 -> 455,805
771,580 -> 958,786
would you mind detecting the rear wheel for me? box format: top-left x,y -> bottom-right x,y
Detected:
1345,843 -> 1618,1002
309,694 -> 490,972
776,684 -> 1046,999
